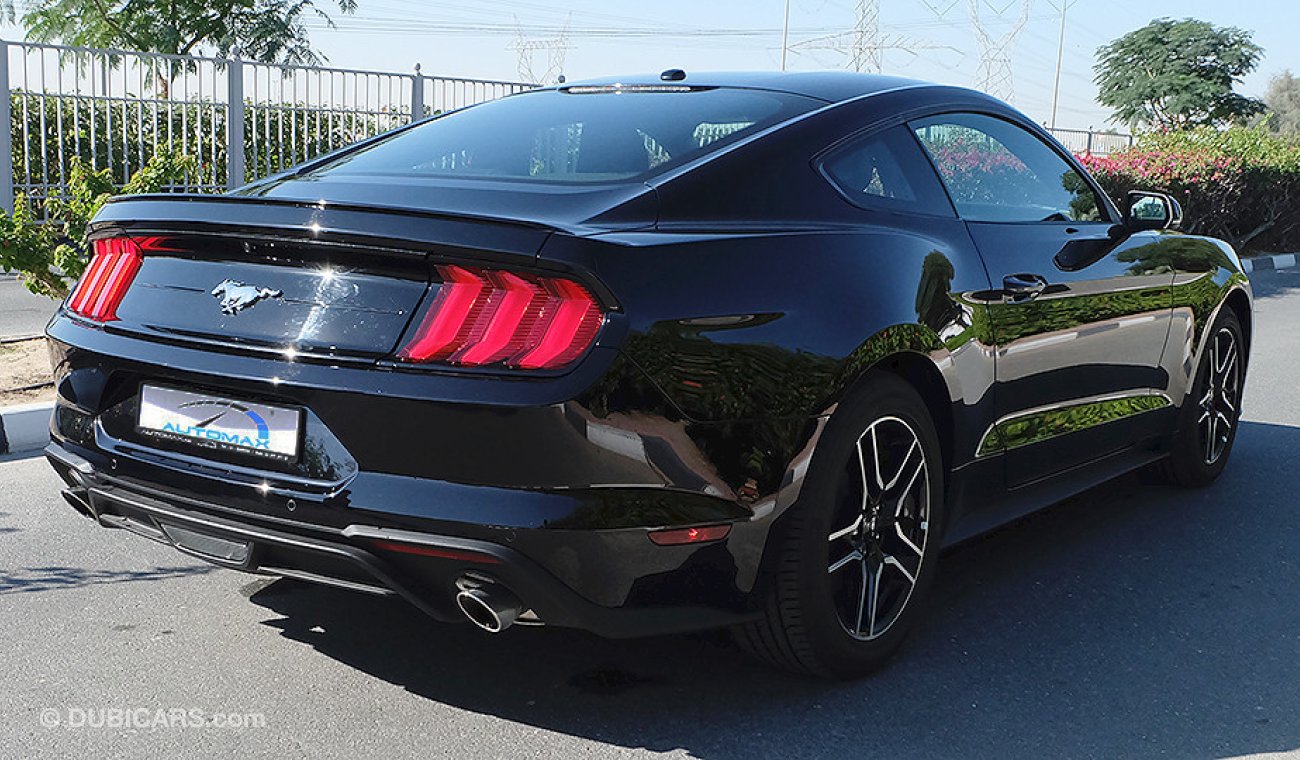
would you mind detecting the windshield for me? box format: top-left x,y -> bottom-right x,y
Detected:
308,86 -> 824,184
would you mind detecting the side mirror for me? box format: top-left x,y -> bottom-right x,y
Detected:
1124,190 -> 1182,232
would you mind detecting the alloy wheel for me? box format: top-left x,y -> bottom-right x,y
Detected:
1198,326 -> 1241,465
826,416 -> 931,641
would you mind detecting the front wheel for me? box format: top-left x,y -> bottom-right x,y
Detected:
1157,308 -> 1245,487
735,373 -> 945,678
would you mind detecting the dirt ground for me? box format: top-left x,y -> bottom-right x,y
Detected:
0,338 -> 54,406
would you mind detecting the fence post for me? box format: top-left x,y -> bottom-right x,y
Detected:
0,39 -> 13,214
410,63 -> 424,123
225,53 -> 245,190
1085,130 -> 1094,155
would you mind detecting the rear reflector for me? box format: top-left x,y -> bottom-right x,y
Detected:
67,236 -> 173,322
398,264 -> 604,370
370,539 -> 502,565
648,524 -> 732,546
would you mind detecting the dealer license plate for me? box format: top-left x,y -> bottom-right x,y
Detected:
137,384 -> 301,462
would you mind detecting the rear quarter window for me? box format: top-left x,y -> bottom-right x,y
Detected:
820,126 -> 955,217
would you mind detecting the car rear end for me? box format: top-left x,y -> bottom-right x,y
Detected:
43,81 -> 829,636
43,196 -> 738,636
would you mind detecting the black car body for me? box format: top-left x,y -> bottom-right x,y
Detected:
44,71 -> 1252,676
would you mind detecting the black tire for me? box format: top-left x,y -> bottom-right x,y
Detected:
1157,308 -> 1245,487
735,372 -> 945,679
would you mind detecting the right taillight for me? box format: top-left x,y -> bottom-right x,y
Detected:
397,264 -> 605,371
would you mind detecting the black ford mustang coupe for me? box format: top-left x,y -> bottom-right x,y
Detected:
44,71 -> 1252,678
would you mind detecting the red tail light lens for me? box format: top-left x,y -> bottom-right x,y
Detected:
67,236 -> 172,322
370,539 -> 502,565
648,524 -> 732,546
398,264 -> 605,370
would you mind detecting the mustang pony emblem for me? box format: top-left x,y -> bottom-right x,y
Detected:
211,279 -> 283,315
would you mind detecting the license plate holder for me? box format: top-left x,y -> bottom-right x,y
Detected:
137,384 -> 302,463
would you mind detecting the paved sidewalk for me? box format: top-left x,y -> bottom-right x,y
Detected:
0,277 -> 57,340
0,401 -> 50,455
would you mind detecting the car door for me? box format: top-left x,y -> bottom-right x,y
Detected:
912,113 -> 1175,487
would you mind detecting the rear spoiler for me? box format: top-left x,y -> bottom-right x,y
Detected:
92,194 -> 554,266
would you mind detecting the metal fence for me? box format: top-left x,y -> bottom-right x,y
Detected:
0,38 -> 1134,216
1047,127 -> 1135,156
0,39 -> 534,214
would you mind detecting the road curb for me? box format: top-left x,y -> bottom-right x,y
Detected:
0,401 -> 52,455
1242,253 -> 1298,274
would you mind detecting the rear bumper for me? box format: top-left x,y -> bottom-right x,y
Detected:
46,438 -> 766,639
40,311 -> 829,637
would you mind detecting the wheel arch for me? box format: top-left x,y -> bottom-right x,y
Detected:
1223,287 -> 1253,355
831,328 -> 964,486
868,352 -> 955,485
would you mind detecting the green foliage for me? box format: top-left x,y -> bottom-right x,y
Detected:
1095,18 -> 1265,130
2,0 -> 356,65
9,92 -> 408,204
8,93 -> 226,205
1080,126 -> 1300,251
1264,70 -> 1300,135
0,151 -> 196,299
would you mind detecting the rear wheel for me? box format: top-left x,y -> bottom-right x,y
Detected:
735,373 -> 944,678
1158,309 -> 1245,487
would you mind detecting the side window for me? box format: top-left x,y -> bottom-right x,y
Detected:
821,126 -> 955,217
911,113 -> 1107,223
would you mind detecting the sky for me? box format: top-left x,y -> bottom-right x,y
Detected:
2,0 -> 1298,131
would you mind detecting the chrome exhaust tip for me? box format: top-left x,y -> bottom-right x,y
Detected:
455,584 -> 522,634
59,468 -> 94,518
60,488 -> 94,518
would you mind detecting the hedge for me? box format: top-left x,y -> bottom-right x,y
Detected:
1079,126 -> 1300,252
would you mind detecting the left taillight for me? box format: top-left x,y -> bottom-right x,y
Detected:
66,236 -> 154,322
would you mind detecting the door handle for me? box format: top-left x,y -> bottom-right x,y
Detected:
1003,273 -> 1048,302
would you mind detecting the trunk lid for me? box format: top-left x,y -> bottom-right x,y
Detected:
114,239 -> 427,360
87,193 -> 579,362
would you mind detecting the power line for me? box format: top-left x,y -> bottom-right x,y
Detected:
507,15 -> 571,84
301,18 -> 856,38
789,0 -> 958,73
966,0 -> 1032,101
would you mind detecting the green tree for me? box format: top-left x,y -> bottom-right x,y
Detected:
1264,70 -> 1300,134
1095,18 -> 1265,130
0,0 -> 356,65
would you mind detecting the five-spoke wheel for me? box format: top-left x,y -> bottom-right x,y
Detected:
1159,308 -> 1246,487
735,373 -> 944,678
826,416 -> 930,641
1198,326 -> 1241,465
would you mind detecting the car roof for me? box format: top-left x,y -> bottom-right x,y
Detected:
556,70 -> 938,104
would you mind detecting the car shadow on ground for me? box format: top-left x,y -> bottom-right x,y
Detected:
0,564 -> 214,594
248,420 -> 1300,758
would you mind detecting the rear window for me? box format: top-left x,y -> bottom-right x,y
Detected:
309,86 -> 823,184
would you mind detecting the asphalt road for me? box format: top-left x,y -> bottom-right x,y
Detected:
3,267 -> 1300,759
0,276 -> 58,339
